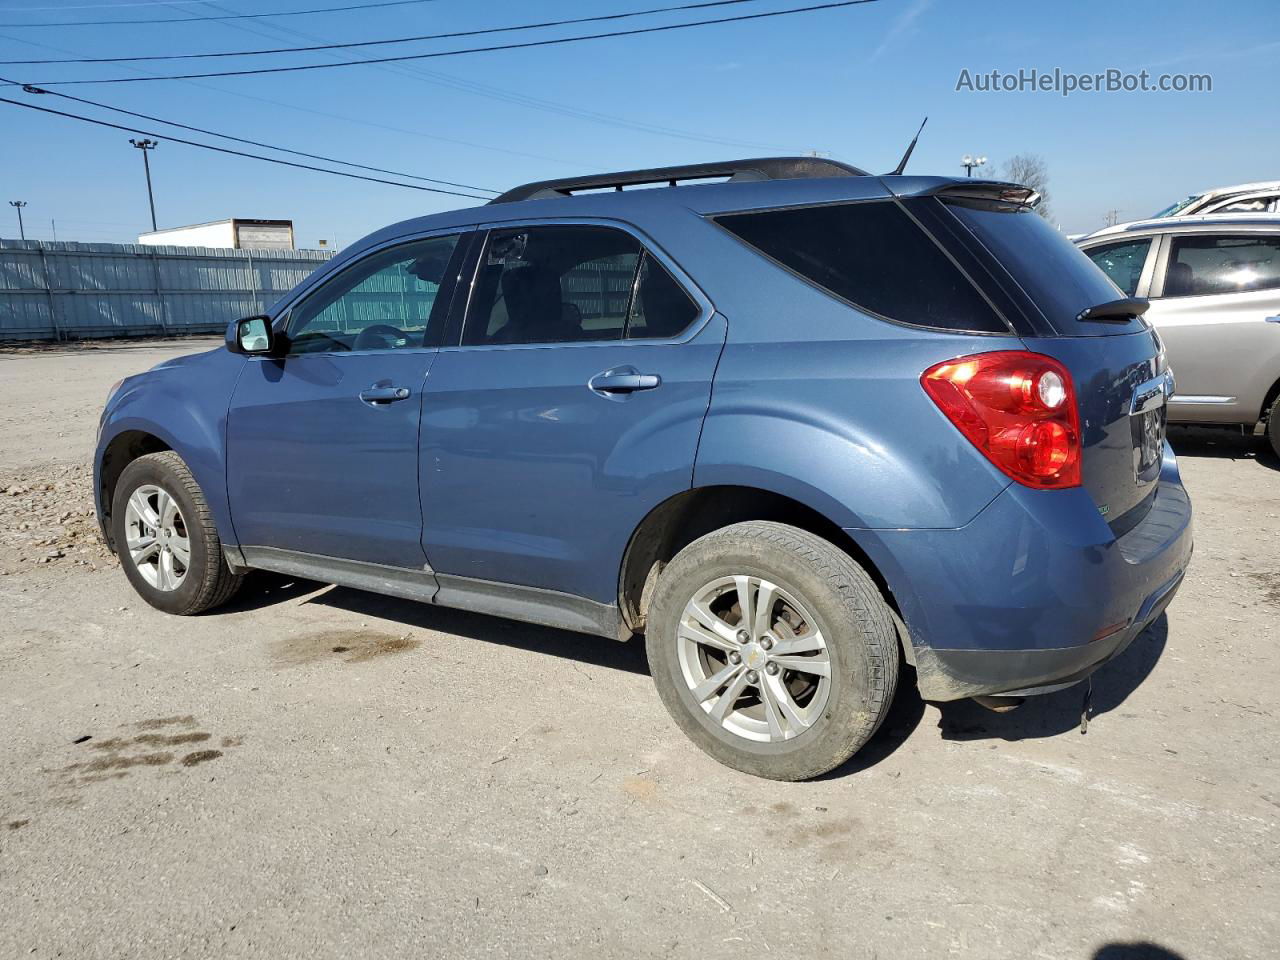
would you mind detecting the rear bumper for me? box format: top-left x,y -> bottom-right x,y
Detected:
855,442 -> 1193,701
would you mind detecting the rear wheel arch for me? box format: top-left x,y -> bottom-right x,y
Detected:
617,484 -> 905,645
100,430 -> 171,551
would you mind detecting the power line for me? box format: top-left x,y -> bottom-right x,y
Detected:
7,78 -> 497,192
0,27 -> 591,166
1,0 -> 763,63
15,0 -> 879,85
0,95 -> 492,199
1,0 -> 440,27
182,0 -> 793,152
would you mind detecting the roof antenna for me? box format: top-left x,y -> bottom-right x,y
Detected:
887,117 -> 928,176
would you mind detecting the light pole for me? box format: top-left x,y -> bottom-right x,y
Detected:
961,154 -> 987,177
9,200 -> 27,241
130,138 -> 159,231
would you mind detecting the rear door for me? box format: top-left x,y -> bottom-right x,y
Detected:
227,231 -> 466,568
1142,230 -> 1280,424
419,221 -> 725,606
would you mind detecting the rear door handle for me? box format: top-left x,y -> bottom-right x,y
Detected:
588,370 -> 661,395
359,385 -> 411,404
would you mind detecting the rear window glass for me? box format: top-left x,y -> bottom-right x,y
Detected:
714,200 -> 1007,333
946,202 -> 1144,335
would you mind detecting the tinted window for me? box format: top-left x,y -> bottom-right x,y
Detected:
715,200 -> 1005,332
465,226 -> 641,346
1206,195 -> 1276,215
626,254 -> 700,339
287,234 -> 459,354
946,202 -> 1143,335
1085,239 -> 1152,296
1164,234 -> 1280,297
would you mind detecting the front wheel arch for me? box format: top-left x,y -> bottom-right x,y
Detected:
99,430 -> 171,551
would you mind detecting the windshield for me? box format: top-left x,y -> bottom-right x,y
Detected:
1151,194 -> 1202,219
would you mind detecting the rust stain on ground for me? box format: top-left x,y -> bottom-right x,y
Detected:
621,775 -> 658,803
68,752 -> 174,774
180,749 -> 223,767
134,715 -> 197,730
1250,571 -> 1280,607
273,629 -> 421,667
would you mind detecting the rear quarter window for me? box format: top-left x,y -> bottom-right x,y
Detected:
714,200 -> 1008,333
945,202 -> 1146,335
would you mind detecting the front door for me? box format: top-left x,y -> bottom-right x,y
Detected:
420,223 -> 725,605
227,232 -> 465,568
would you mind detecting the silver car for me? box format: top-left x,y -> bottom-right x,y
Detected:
1152,180 -> 1280,218
1078,215 -> 1280,456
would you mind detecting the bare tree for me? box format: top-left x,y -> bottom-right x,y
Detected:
1001,153 -> 1053,221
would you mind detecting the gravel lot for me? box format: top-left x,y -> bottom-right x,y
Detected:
1,338 -> 1277,960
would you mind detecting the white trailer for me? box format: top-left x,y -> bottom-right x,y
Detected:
138,219 -> 295,250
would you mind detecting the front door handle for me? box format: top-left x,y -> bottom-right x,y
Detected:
588,369 -> 661,395
359,385 -> 411,404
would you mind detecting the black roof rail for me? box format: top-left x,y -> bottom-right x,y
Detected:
488,156 -> 869,204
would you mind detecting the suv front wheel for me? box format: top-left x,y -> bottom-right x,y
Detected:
645,521 -> 899,781
112,451 -> 243,615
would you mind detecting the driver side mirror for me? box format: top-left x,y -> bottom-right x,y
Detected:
227,315 -> 275,355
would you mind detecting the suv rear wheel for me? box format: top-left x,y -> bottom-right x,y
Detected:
112,451 -> 243,615
645,521 -> 898,780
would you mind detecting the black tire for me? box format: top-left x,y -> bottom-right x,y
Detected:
111,451 -> 243,615
1267,395 -> 1280,460
645,521 -> 899,781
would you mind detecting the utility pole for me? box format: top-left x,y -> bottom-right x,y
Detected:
8,200 -> 27,241
961,154 -> 987,177
130,138 -> 159,231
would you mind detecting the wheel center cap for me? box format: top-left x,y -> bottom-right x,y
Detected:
741,643 -> 767,671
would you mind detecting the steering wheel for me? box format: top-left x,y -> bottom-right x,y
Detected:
352,323 -> 408,351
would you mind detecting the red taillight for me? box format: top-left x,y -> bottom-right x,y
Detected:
921,351 -> 1081,489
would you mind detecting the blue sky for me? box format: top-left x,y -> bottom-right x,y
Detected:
1,0 -> 1276,246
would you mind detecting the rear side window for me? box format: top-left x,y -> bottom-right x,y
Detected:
1163,234 -> 1280,297
715,200 -> 1007,333
465,226 -> 639,346
462,225 -> 701,346
1084,238 -> 1152,296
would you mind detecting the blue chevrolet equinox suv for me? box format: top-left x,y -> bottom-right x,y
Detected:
95,158 -> 1193,780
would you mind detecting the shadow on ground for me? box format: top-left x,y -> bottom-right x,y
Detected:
226,583 -> 1165,773
1094,943 -> 1186,960
934,615 -> 1169,743
308,579 -> 651,676
1169,424 -> 1278,469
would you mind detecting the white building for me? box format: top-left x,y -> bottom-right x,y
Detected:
138,218 -> 295,250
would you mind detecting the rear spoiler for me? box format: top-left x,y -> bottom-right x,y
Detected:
1075,297 -> 1150,323
928,181 -> 1041,209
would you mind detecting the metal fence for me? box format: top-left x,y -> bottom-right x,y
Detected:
0,238 -> 334,341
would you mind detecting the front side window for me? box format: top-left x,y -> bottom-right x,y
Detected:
286,233 -> 460,354
1163,234 -> 1280,298
715,199 -> 1006,333
1084,238 -> 1153,296
463,225 -> 699,345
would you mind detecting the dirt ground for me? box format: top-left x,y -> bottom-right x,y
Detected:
1,338 -> 1277,960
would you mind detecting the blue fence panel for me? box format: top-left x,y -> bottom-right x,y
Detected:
0,238 -> 333,340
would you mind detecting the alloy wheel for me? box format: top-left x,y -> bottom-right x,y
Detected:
677,575 -> 831,743
123,484 -> 190,592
